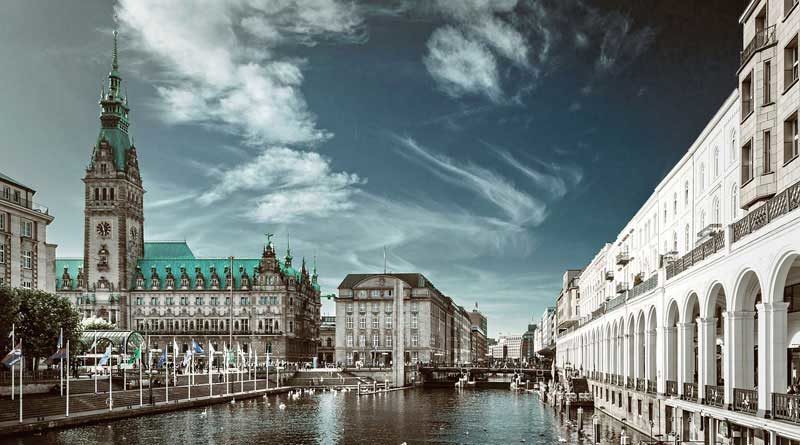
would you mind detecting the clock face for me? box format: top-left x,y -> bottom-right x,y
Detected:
96,221 -> 111,238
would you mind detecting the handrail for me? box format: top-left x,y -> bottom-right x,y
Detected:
732,180 -> 800,243
666,231 -> 724,280
740,25 -> 776,69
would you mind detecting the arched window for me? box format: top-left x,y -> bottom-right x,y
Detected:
699,164 -> 705,191
102,188 -> 107,200
713,146 -> 720,178
94,188 -> 99,201
673,193 -> 678,215
672,231 -> 678,252
664,204 -> 668,223
731,183 -> 738,220
110,188 -> 115,201
730,130 -> 737,164
684,181 -> 689,205
685,224 -> 691,251
712,196 -> 720,224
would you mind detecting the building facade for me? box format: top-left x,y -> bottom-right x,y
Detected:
555,3 -> 800,439
556,269 -> 582,336
318,315 -> 335,365
54,34 -> 322,362
334,273 -> 475,366
534,307 -> 556,359
469,307 -> 488,364
489,334 -> 523,360
0,173 -> 56,291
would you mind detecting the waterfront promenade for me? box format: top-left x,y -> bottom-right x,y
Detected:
0,374 -> 288,437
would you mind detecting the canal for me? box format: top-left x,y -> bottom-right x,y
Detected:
2,389 -> 645,444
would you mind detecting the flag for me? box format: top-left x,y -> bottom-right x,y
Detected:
1,341 -> 21,368
57,330 -> 63,349
157,349 -> 168,369
191,339 -> 204,354
98,345 -> 112,366
208,343 -> 216,356
182,350 -> 192,367
173,340 -> 179,356
47,347 -> 67,364
128,346 -> 141,365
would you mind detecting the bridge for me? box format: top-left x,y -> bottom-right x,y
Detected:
417,367 -> 553,388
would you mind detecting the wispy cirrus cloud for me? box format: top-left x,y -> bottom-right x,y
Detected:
393,135 -> 547,227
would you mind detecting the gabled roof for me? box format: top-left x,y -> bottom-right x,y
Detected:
144,241 -> 195,259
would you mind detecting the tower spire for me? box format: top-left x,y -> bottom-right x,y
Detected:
112,30 -> 119,72
284,232 -> 293,267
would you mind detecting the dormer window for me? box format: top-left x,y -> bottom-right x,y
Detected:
101,163 -> 107,174
165,277 -> 175,289
136,276 -> 144,289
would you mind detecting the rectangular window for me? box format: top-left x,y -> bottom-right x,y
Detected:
359,335 -> 365,347
411,314 -> 418,329
21,280 -> 32,289
764,130 -> 772,174
385,335 -> 392,348
765,60 -> 772,104
2,187 -> 8,200
346,315 -> 353,329
385,316 -> 392,330
786,111 -> 799,163
359,302 -> 366,312
136,297 -> 143,305
346,303 -> 353,313
742,71 -> 754,117
359,316 -> 366,329
370,290 -> 380,298
346,334 -> 353,347
0,213 -> 4,231
372,316 -> 379,329
411,333 -> 418,347
785,35 -> 799,90
21,250 -> 32,269
372,334 -> 379,348
742,139 -> 754,183
372,302 -> 379,312
195,297 -> 204,305
0,243 -> 4,264
13,190 -> 20,204
240,297 -> 248,305
20,220 -> 32,238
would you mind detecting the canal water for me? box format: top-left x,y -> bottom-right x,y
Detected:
2,389 -> 644,444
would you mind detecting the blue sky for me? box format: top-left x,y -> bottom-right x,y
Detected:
1,0 -> 742,337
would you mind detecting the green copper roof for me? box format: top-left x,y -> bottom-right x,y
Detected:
135,257 -> 262,290
56,258 -> 83,290
143,241 -> 195,259
97,128 -> 131,171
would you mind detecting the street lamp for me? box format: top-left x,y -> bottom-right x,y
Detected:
649,419 -> 654,444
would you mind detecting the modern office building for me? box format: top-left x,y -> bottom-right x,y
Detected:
318,315 -> 335,365
0,173 -> 56,291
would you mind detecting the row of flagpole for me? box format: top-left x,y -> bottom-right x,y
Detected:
3,328 -> 278,423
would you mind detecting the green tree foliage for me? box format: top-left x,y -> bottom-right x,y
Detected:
0,286 -> 21,353
0,287 -> 81,367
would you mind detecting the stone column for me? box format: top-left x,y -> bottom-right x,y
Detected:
677,322 -> 696,394
622,333 -> 629,382
726,310 -> 756,406
697,318 -> 716,402
661,326 -> 677,393
646,329 -> 657,383
392,278 -> 405,387
757,302 -> 789,416
634,330 -> 644,379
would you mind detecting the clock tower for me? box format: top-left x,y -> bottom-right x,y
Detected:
83,31 -> 144,293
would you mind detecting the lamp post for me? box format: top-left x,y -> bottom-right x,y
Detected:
649,419 -> 654,444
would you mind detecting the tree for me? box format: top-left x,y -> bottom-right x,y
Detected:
0,286 -> 21,353
13,288 -> 82,369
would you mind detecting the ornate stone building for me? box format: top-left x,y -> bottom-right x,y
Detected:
55,34 -> 321,362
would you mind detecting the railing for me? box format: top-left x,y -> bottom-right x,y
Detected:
636,378 -> 646,392
630,275 -> 658,299
626,377 -> 634,389
607,294 -> 626,311
605,271 -> 614,281
732,180 -> 800,244
740,25 -> 776,69
666,380 -> 678,396
733,388 -> 758,414
682,383 -> 699,402
646,380 -> 656,395
616,252 -> 631,265
773,393 -> 800,424
705,385 -> 725,408
615,283 -> 628,294
666,231 -> 725,280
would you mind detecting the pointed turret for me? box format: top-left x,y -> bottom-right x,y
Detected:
97,30 -> 132,172
284,236 -> 293,268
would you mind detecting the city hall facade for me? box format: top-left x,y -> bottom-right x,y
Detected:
54,35 -> 322,362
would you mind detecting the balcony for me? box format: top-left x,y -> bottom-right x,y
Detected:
740,25 -> 776,70
615,252 -> 631,266
733,388 -> 758,414
615,283 -> 628,295
682,383 -> 699,402
646,380 -> 656,395
666,231 -> 725,280
604,271 -> 614,281
630,275 -> 658,299
635,378 -> 646,393
666,380 -> 678,397
705,385 -> 725,408
732,179 -> 800,244
773,393 -> 800,425
626,376 -> 634,389
696,223 -> 723,240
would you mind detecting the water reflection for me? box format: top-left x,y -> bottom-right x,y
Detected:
2,389 -> 642,445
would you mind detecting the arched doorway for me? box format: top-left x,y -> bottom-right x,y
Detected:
731,270 -> 762,413
665,300 -> 680,395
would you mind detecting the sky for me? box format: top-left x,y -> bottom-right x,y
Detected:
0,0 -> 745,338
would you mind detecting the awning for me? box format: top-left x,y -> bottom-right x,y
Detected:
79,330 -> 144,354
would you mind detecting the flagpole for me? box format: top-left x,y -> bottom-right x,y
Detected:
19,338 -> 23,423
165,348 -> 169,403
172,337 -> 177,398
11,324 -> 14,401
139,351 -> 143,407
239,343 -> 243,394
108,353 -> 113,411
208,346 -> 212,398
94,332 -> 98,394
189,353 -> 193,400
59,327 -> 63,397
66,339 -> 70,417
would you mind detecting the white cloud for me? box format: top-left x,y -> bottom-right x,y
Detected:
424,26 -> 502,102
199,146 -> 363,223
394,136 -> 546,227
493,148 -> 583,199
116,0 -> 363,146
